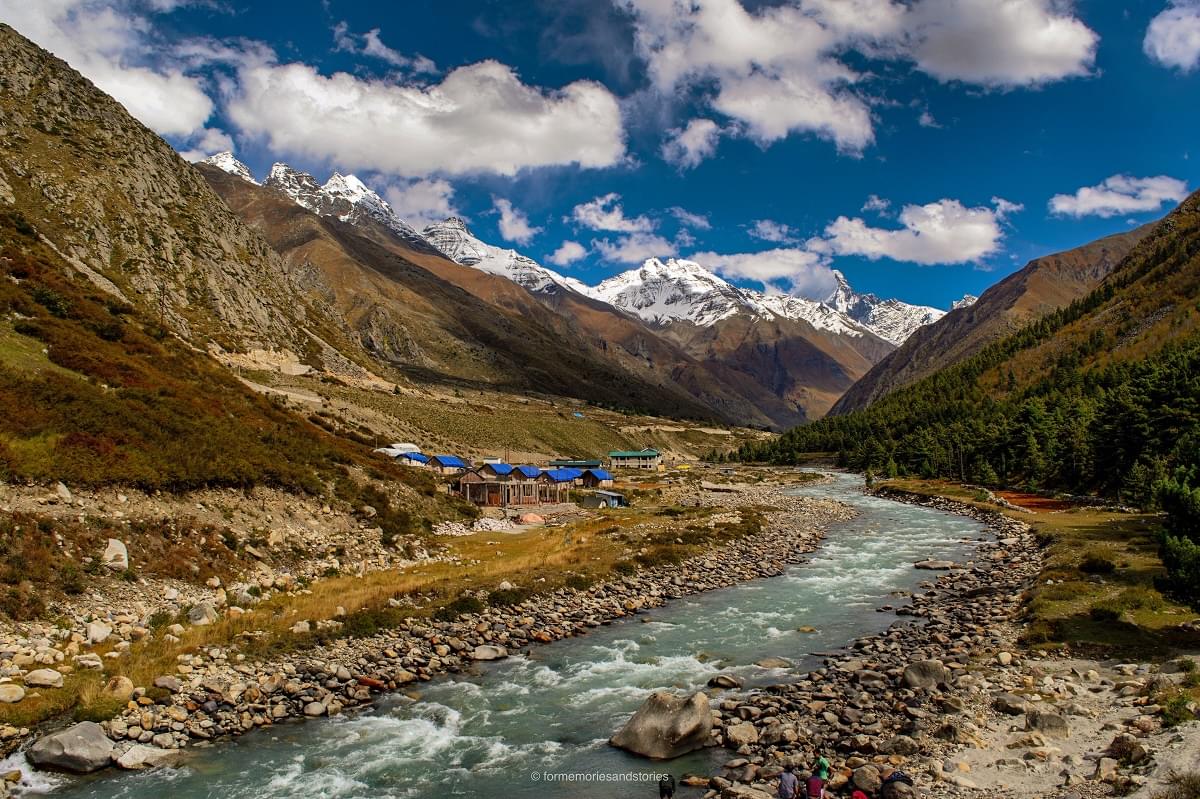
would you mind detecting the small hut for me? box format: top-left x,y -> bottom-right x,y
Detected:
428,455 -> 468,475
581,468 -> 614,488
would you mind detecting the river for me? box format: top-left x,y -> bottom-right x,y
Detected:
30,472 -> 986,798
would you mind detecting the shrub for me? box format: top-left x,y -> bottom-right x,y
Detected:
564,574 -> 592,591
1151,771 -> 1200,799
432,594 -> 484,622
339,606 -> 407,638
1037,582 -> 1091,602
1159,691 -> 1197,728
611,560 -> 637,576
1079,549 -> 1117,574
487,587 -> 532,608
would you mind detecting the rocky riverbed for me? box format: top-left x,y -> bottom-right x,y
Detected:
3,483 -> 853,791
685,488 -> 1200,799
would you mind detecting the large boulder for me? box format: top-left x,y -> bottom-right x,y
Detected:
903,660 -> 950,690
187,602 -> 219,626
993,693 -> 1029,715
725,722 -> 759,747
1025,709 -> 1070,739
853,765 -> 883,793
610,691 -> 713,759
115,744 -> 182,770
881,779 -> 918,799
24,669 -> 64,689
471,645 -> 507,661
27,722 -> 114,773
0,684 -> 25,703
102,539 -> 129,571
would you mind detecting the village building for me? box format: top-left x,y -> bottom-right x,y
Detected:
580,490 -> 627,509
458,463 -> 546,507
580,468 -> 614,488
427,455 -> 468,475
608,449 -> 662,470
536,468 -> 578,503
396,452 -> 430,467
548,459 -> 602,470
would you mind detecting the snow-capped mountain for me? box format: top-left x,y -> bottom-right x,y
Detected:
422,217 -> 595,297
261,162 -> 427,248
201,151 -> 258,185
952,294 -> 979,310
593,258 -> 880,338
592,257 -> 757,327
823,270 -> 945,346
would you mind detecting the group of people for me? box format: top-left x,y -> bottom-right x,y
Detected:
657,758 -> 913,798
775,757 -> 831,799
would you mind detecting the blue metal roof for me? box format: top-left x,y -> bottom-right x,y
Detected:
487,463 -> 515,475
584,468 -> 612,480
541,468 -> 578,483
398,452 -> 430,464
514,465 -> 541,479
430,455 -> 466,468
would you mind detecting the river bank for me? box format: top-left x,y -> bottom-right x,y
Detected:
3,478 -> 854,792
697,485 -> 1200,799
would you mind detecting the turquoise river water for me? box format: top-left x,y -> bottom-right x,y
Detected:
22,471 -> 986,798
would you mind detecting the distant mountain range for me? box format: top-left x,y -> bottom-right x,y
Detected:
205,152 -> 963,348
205,152 -> 970,422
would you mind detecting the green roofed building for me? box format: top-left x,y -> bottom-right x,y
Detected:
608,449 -> 662,470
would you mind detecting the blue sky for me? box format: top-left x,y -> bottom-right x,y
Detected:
2,0 -> 1197,308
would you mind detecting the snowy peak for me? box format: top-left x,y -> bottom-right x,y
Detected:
422,217 -> 594,298
593,257 -> 754,327
822,269 -> 944,345
201,151 -> 258,185
266,163 -> 324,211
265,163 -> 423,244
952,294 -> 978,310
594,258 -> 874,336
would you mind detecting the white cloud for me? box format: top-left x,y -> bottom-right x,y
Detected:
661,118 -> 722,168
917,110 -> 941,128
547,240 -> 588,266
820,197 -> 1014,264
669,207 -> 711,229
493,197 -> 542,245
0,0 -> 217,142
1144,1 -> 1200,72
570,193 -> 654,232
1049,174 -> 1189,218
332,22 -> 438,73
225,58 -> 625,178
622,0 -> 1098,163
748,219 -> 798,243
595,232 -> 677,263
178,127 -> 235,162
862,194 -> 892,212
383,178 -> 460,229
905,0 -> 1098,88
692,247 -> 837,296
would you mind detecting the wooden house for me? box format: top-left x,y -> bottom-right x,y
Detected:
608,449 -> 662,470
459,463 -> 542,507
581,468 -> 614,488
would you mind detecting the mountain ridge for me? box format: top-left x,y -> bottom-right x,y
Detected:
831,222 -> 1156,414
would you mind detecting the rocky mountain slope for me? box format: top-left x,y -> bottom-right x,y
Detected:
743,188 -> 1200,498
831,223 -> 1154,414
202,165 -> 732,422
0,26 -> 366,374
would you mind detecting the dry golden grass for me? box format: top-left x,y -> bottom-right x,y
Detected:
0,503 -> 741,729
882,478 -> 1193,657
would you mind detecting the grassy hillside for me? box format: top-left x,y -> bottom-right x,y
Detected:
0,208 -> 441,497
734,189 -> 1200,501
832,224 -> 1153,414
